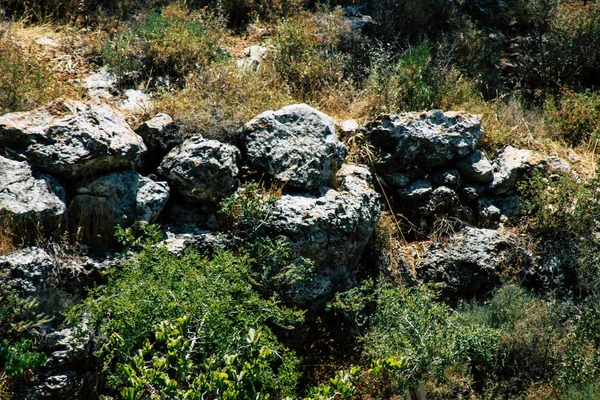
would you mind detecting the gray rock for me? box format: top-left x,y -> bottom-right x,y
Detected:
340,119 -> 360,134
462,184 -> 486,202
239,104 -> 347,191
383,172 -> 410,188
263,164 -> 381,303
135,113 -> 184,154
0,100 -> 146,180
477,195 -> 523,222
0,247 -> 55,294
421,186 -> 460,216
366,110 -> 482,173
417,227 -> 517,297
158,135 -> 240,203
236,45 -> 269,71
430,169 -> 462,190
398,179 -> 432,201
161,228 -> 233,255
70,171 -> 169,228
120,89 -> 152,112
456,150 -> 493,183
489,146 -> 542,195
0,155 -> 66,226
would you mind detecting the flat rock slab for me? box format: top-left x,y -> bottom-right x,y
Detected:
239,104 -> 347,192
0,155 -> 66,224
365,110 -> 482,173
0,100 -> 146,180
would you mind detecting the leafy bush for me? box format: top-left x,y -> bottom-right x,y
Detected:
544,89 -> 600,147
0,339 -> 46,378
102,3 -> 227,86
116,318 -> 297,400
68,246 -> 303,397
364,283 -> 500,394
363,42 -> 479,114
271,10 -> 351,102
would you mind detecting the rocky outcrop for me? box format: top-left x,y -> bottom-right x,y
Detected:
0,247 -> 56,294
0,155 -> 66,226
239,104 -> 347,192
158,135 -> 240,203
416,226 -> 520,298
69,171 -> 170,229
0,100 -> 146,180
263,164 -> 381,304
366,110 -> 482,173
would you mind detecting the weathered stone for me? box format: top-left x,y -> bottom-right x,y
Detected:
421,186 -> 460,215
0,100 -> 146,180
365,110 -> 482,173
135,113 -> 184,154
236,45 -> 269,71
489,146 -> 542,195
398,179 -> 432,201
70,171 -> 169,228
158,135 -> 240,203
239,104 -> 347,192
461,184 -> 486,202
383,172 -> 410,188
431,169 -> 462,190
477,195 -> 523,222
0,155 -> 66,225
0,247 -> 55,294
340,119 -> 360,134
417,227 -> 517,297
262,164 -> 381,303
456,150 -> 493,183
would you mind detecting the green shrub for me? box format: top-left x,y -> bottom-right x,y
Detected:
519,171 -> 600,237
363,41 -> 480,114
271,10 -> 351,102
544,89 -> 600,147
68,246 -> 303,397
116,318 -> 298,400
0,339 -> 46,378
102,3 -> 228,86
364,283 -> 500,394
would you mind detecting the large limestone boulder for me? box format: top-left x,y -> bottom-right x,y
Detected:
0,100 -> 146,180
416,227 -> 519,298
365,110 -> 482,173
0,155 -> 66,226
158,136 -> 240,204
263,164 -> 381,304
70,171 -> 170,229
239,104 -> 347,192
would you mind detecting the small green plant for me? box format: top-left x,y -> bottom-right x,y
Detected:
0,339 -> 47,378
219,183 -> 279,233
305,366 -> 362,400
271,10 -> 350,101
114,223 -> 164,250
117,317 -> 294,400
